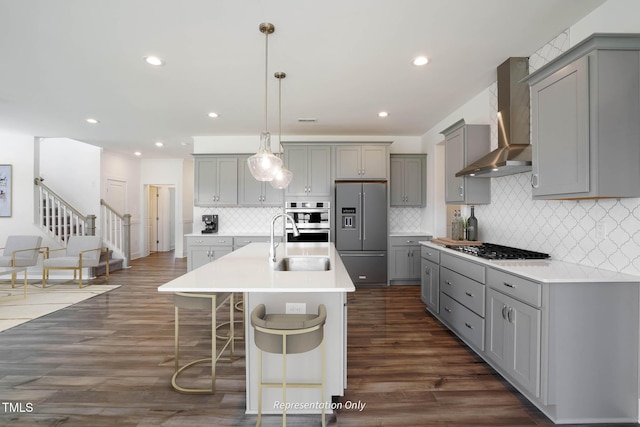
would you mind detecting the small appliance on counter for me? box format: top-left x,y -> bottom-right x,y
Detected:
202,214 -> 218,234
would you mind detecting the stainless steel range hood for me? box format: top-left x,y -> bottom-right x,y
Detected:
456,57 -> 531,178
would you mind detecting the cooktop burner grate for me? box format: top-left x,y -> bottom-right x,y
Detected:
446,243 -> 550,260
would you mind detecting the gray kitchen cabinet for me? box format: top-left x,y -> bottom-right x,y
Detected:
389,235 -> 428,283
420,245 -> 440,313
238,155 -> 284,206
525,34 -> 640,199
284,144 -> 331,199
486,287 -> 541,398
335,144 -> 388,179
441,120 -> 490,205
390,155 -> 426,207
186,235 -> 233,271
194,155 -> 238,206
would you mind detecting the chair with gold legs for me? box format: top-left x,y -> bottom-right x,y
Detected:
250,303 -> 327,427
172,291 -> 235,394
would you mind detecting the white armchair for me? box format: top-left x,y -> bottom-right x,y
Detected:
42,235 -> 108,288
0,235 -> 43,287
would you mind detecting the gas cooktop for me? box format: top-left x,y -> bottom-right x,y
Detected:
446,243 -> 550,260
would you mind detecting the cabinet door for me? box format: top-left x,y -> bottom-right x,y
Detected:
335,146 -> 362,179
532,56 -> 589,197
195,157 -> 218,206
409,249 -> 422,279
361,146 -> 387,178
216,157 -> 238,205
421,258 -> 439,312
238,156 -> 265,205
390,158 -> 406,206
391,247 -> 411,279
285,146 -> 309,196
211,248 -> 233,261
445,128 -> 465,203
509,296 -> 541,398
262,183 -> 284,206
403,158 -> 423,206
486,289 -> 510,371
188,246 -> 212,271
307,146 -> 331,197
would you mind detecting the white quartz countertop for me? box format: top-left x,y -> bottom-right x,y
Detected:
158,242 -> 355,293
421,241 -> 640,284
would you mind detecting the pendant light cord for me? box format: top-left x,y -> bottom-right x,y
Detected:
264,31 -> 269,132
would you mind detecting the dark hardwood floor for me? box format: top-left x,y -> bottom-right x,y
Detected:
0,252 -> 632,426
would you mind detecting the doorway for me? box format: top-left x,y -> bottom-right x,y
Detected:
147,185 -> 175,253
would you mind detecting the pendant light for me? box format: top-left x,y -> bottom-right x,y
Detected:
270,71 -> 293,189
247,22 -> 283,182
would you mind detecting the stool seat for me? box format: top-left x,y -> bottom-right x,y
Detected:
251,304 -> 326,427
172,292 -> 236,394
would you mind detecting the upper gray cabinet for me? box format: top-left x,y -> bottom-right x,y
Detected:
525,34 -> 640,200
390,154 -> 426,207
335,145 -> 388,179
194,155 -> 238,206
238,155 -> 284,206
283,144 -> 331,199
441,120 -> 491,205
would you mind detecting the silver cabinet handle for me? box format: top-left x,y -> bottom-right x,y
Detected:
465,291 -> 474,298
444,306 -> 452,313
445,280 -> 452,286
465,322 -> 473,330
507,307 -> 514,323
504,282 -> 516,289
501,305 -> 508,320
459,185 -> 464,197
425,266 -> 431,275
531,174 -> 539,188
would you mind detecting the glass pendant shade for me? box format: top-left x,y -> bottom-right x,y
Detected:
247,131 -> 282,181
270,163 -> 293,189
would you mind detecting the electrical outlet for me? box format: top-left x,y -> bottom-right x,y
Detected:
286,302 -> 306,314
596,221 -> 608,240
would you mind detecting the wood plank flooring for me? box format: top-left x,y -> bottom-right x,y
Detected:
0,251 -> 630,426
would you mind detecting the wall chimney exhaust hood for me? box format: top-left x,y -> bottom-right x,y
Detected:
456,57 -> 531,178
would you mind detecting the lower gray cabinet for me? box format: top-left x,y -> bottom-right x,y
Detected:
421,257 -> 439,313
186,235 -> 233,271
390,236 -> 429,283
486,287 -> 541,398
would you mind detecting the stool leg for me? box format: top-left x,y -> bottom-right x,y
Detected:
229,294 -> 235,358
256,348 -> 263,427
174,306 -> 180,373
211,295 -> 216,394
321,338 -> 326,427
282,334 -> 287,427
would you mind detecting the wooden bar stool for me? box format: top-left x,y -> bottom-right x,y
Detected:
250,303 -> 327,427
172,292 -> 235,394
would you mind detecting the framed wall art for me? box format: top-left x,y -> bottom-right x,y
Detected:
0,164 -> 12,217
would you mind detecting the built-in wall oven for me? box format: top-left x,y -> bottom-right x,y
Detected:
284,201 -> 330,242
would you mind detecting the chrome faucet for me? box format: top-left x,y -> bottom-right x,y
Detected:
270,213 -> 300,263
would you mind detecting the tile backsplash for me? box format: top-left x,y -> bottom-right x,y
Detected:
194,206 -> 283,234
475,29 -> 640,277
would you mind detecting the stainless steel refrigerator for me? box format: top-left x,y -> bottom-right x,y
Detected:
335,181 -> 387,285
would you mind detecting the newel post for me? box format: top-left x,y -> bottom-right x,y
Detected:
86,215 -> 96,236
123,214 -> 131,268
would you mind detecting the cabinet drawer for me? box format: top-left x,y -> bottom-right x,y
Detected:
233,236 -> 272,249
441,267 -> 485,317
487,268 -> 542,308
441,253 -> 485,283
390,236 -> 429,247
420,246 -> 440,264
186,236 -> 233,247
440,292 -> 485,351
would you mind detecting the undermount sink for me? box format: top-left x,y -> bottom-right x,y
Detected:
273,257 -> 331,272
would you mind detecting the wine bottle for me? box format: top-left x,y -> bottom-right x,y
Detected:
467,206 -> 478,241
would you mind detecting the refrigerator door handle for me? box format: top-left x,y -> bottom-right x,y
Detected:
358,192 -> 363,241
362,191 -> 366,241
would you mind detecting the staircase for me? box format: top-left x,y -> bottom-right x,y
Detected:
34,178 -> 129,276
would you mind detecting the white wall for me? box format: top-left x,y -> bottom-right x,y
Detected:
0,133 -> 43,246
40,137 -> 101,222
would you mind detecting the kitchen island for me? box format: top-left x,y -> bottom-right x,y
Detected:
158,242 -> 355,415
420,240 -> 640,424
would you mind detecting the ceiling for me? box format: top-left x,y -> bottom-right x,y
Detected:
0,0 -> 605,158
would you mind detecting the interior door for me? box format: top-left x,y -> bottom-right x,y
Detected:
148,186 -> 158,253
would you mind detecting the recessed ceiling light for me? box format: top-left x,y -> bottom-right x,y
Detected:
134,151 -> 142,156
378,111 -> 389,118
86,118 -> 99,124
155,141 -> 164,147
144,56 -> 165,67
208,112 -> 219,118
412,56 -> 429,66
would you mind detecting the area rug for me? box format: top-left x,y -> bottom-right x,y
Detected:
0,282 -> 120,333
